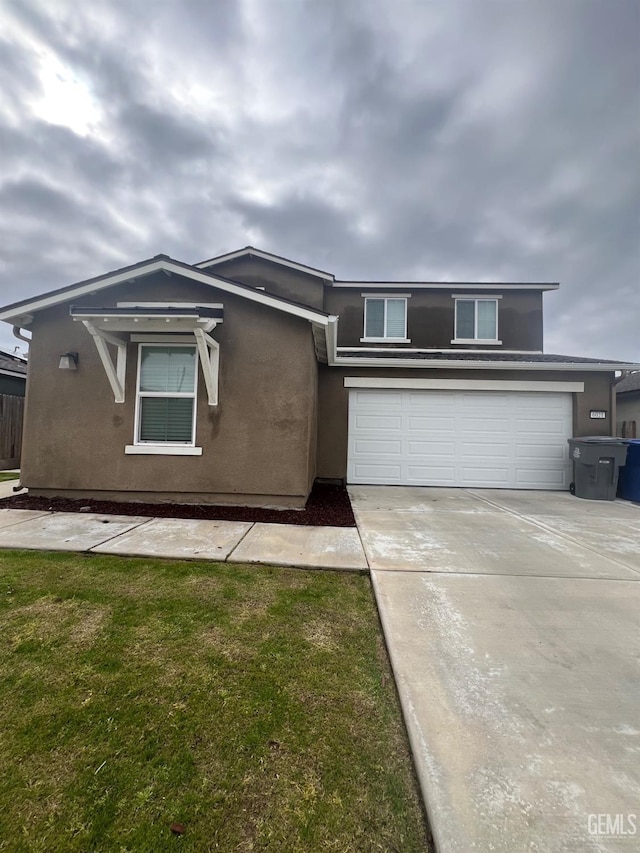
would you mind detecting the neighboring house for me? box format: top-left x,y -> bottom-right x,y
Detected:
616,372 -> 640,438
0,350 -> 27,397
0,247 -> 637,506
0,349 -> 27,470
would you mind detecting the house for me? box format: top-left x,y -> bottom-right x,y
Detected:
0,349 -> 27,470
0,350 -> 27,397
0,246 -> 637,507
616,372 -> 640,438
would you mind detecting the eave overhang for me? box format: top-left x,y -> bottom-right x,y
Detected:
331,281 -> 560,291
330,355 -> 640,372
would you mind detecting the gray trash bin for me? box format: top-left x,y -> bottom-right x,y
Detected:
568,437 -> 629,501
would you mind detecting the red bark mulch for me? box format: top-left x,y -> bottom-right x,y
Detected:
0,482 -> 356,527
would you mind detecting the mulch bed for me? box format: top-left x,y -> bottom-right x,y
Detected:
0,482 -> 356,527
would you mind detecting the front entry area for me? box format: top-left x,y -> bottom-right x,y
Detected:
347,388 -> 573,489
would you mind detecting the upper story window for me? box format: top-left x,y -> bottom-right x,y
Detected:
363,297 -> 408,341
453,298 -> 499,343
135,345 -> 197,445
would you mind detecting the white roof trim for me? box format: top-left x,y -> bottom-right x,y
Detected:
195,247 -> 335,282
333,356 -> 638,371
0,258 -> 333,327
333,281 -> 559,291
344,377 -> 585,393
337,347 -> 543,354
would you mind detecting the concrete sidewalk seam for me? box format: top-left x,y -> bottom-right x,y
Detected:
224,521 -> 256,562
466,489 -> 640,578
370,567 -> 640,582
85,516 -> 156,552
0,510 -> 52,531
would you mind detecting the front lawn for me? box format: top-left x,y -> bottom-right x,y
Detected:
0,552 -> 429,852
0,472 -> 19,482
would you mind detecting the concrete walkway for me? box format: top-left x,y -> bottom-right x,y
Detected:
3,477 -> 639,851
0,499 -> 368,571
351,486 -> 640,853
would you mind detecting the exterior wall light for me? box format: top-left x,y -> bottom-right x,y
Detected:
59,352 -> 78,370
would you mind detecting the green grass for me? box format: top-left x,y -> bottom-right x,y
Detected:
0,472 -> 19,482
0,551 -> 429,852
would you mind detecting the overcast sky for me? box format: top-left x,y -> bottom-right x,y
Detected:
0,0 -> 638,360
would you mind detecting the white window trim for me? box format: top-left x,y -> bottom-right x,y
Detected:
363,297 -> 409,341
125,445 -> 203,455
360,337 -> 412,344
132,343 -> 199,451
454,298 -> 499,342
451,339 -> 503,345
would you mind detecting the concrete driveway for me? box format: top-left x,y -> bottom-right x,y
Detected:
350,486 -> 640,853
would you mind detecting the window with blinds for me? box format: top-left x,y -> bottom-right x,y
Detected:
135,345 -> 197,444
455,299 -> 498,341
364,298 -> 407,339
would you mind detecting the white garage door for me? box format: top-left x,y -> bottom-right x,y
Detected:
347,389 -> 573,489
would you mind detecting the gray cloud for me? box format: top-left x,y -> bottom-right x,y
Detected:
0,0 -> 638,361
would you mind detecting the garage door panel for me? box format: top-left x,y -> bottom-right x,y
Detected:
515,466 -> 569,488
348,389 -> 573,490
352,462 -> 403,481
353,439 -> 403,456
353,414 -> 402,431
407,392 -> 454,410
407,415 -> 455,431
407,441 -> 456,457
517,443 -> 567,461
460,467 -> 512,486
352,390 -> 400,407
406,465 -> 457,484
460,442 -> 511,459
515,418 -> 567,435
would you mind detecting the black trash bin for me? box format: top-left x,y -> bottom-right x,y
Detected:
568,437 -> 629,501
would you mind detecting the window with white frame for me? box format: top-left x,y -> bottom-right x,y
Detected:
454,298 -> 498,341
134,345 -> 197,444
364,297 -> 407,340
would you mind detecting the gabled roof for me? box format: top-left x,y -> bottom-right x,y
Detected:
195,246 -> 336,282
0,254 -> 335,328
616,371 -> 640,394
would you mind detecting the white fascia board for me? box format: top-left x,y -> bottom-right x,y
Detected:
344,377 -> 585,392
0,258 -> 332,328
333,281 -> 560,291
195,248 -> 335,282
0,368 -> 27,379
334,356 -> 636,371
326,316 -> 339,367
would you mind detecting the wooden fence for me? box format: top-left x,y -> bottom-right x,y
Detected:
0,394 -> 24,470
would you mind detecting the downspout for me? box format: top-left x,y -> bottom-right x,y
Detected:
12,326 -> 31,346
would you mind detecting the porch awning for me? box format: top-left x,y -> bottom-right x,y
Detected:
70,306 -> 221,405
